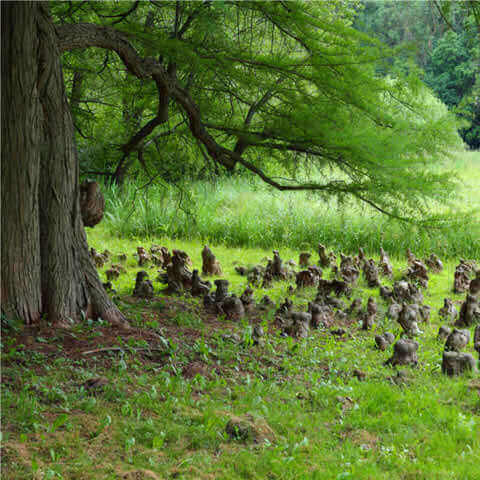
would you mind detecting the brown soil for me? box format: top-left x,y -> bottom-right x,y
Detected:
2,295 -> 315,383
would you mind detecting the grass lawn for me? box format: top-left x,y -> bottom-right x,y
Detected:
2,227 -> 479,479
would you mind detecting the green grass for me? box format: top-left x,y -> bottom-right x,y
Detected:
101,150 -> 480,259
2,230 -> 479,479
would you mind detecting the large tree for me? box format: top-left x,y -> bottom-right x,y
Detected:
1,1 -> 461,327
1,2 -> 129,327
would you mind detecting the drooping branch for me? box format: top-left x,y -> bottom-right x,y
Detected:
56,23 -> 359,188
56,23 -> 234,170
55,21 -> 411,217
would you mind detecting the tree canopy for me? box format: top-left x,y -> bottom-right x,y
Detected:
54,0 -> 462,220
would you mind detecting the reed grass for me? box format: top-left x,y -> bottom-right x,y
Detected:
102,151 -> 480,259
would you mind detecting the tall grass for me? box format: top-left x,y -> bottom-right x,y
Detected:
102,151 -> 480,259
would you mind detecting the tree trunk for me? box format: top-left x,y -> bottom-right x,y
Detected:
1,2 -> 128,329
1,2 -> 42,324
111,155 -> 134,187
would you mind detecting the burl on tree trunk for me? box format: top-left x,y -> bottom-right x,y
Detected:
80,180 -> 105,227
1,3 -> 127,328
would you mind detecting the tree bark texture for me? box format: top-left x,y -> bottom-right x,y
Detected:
1,2 -> 128,328
1,2 -> 42,324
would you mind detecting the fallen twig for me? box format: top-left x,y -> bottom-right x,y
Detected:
81,347 -> 170,356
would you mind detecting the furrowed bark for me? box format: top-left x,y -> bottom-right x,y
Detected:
37,5 -> 129,327
1,2 -> 42,324
2,3 -> 128,328
37,4 -> 89,324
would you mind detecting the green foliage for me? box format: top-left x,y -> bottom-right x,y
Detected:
51,0 -> 465,219
100,151 -> 480,259
356,0 -> 480,149
425,31 -> 477,107
355,0 -> 436,69
424,28 -> 479,148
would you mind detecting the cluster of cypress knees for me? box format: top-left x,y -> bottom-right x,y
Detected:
90,243 -> 480,376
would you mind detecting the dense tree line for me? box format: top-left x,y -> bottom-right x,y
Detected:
355,0 -> 480,149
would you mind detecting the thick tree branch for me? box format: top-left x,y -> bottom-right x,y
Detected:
57,23 -> 170,81
55,21 -> 408,217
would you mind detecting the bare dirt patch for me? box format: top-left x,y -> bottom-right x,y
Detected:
341,428 -> 379,451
